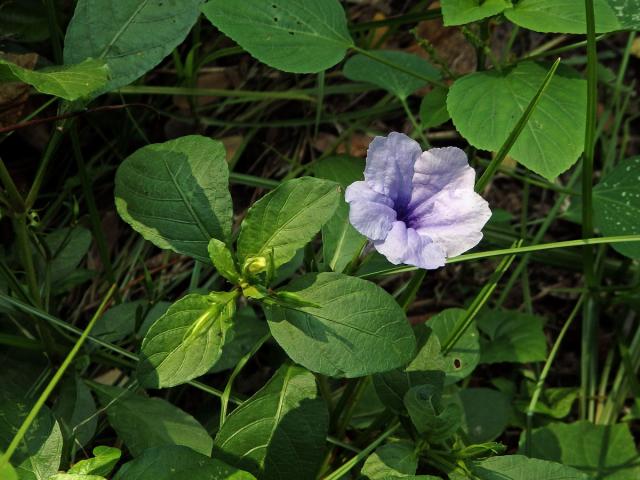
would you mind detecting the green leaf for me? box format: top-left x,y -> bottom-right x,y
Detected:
419,87 -> 451,129
237,177 -> 340,271
343,50 -> 440,100
447,61 -> 586,180
477,309 -> 547,364
457,388 -> 510,443
0,57 -> 108,101
68,446 -> 121,477
201,0 -> 353,73
115,135 -> 232,263
0,389 -> 63,480
138,292 -> 236,388
0,461 -> 18,480
451,455 -> 589,480
42,226 -> 92,285
53,375 -> 98,452
138,301 -> 171,338
593,156 -> 640,259
208,238 -> 240,283
313,155 -> 366,273
113,445 -> 255,480
361,441 -> 418,480
515,387 -> 578,420
210,306 -> 269,373
92,301 -> 145,343
374,326 -> 446,413
266,272 -> 416,377
92,383 -> 213,457
441,0 -> 511,26
213,364 -> 328,480
404,385 -> 462,443
64,0 -> 202,92
520,421 -> 640,480
428,308 -> 480,384
504,0 -> 638,34
50,475 -> 105,480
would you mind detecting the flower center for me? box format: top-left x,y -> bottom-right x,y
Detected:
395,202 -> 417,228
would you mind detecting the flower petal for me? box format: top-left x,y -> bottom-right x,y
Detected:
345,181 -> 396,240
374,221 -> 446,269
414,188 -> 491,257
364,132 -> 422,207
408,146 -> 475,212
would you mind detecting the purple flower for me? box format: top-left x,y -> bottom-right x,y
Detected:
345,132 -> 491,269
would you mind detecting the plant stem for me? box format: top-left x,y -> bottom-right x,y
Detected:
400,97 -> 430,147
525,294 -> 585,455
581,0 -> 598,421
0,284 -> 116,471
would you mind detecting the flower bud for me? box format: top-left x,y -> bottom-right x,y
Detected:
242,256 -> 268,275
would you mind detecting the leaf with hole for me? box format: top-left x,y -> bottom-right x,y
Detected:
343,50 -> 440,100
265,272 -> 416,377
201,0 -> 353,73
447,61 -> 586,181
236,177 -> 340,271
213,364 -> 328,480
0,57 -> 108,100
64,0 -> 203,92
428,308 -> 480,384
593,156 -> 640,259
137,292 -> 236,388
92,383 -> 212,457
115,135 -> 232,263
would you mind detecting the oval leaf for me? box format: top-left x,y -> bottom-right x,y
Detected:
237,177 -> 340,270
64,0 -> 202,91
201,0 -> 353,73
115,135 -> 232,263
92,384 -> 212,457
266,272 -> 416,377
343,50 -> 440,100
138,292 -> 236,388
113,445 -> 255,480
441,0 -> 511,26
448,61 -> 586,181
213,364 -> 328,480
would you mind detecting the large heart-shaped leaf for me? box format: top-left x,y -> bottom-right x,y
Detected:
0,57 -> 108,100
505,0 -> 639,34
92,384 -> 212,457
115,135 -> 232,263
266,272 -> 416,377
593,156 -> 640,259
237,177 -> 340,270
201,0 -> 353,73
64,0 -> 202,91
214,364 -> 328,480
138,292 -> 236,388
520,421 -> 640,480
448,61 -> 586,180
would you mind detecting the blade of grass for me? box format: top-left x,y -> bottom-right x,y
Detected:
0,284 -> 116,471
525,293 -> 585,455
475,58 -> 561,192
358,235 -> 640,278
